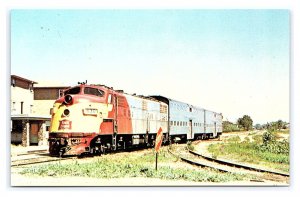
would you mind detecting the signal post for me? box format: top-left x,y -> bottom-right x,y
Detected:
154,127 -> 163,170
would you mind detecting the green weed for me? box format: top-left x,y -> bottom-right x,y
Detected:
20,147 -> 250,183
208,132 -> 289,173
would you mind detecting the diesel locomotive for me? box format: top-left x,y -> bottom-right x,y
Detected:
48,83 -> 222,156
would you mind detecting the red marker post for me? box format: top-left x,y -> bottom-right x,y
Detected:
154,127 -> 163,170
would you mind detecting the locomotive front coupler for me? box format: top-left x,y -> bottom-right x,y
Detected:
58,146 -> 71,157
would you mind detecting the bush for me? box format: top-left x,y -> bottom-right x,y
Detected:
262,131 -> 276,144
208,131 -> 290,171
259,131 -> 289,155
225,136 -> 241,143
252,134 -> 263,144
187,141 -> 194,151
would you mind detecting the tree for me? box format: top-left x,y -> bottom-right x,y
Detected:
277,120 -> 283,130
261,120 -> 289,131
237,115 -> 253,131
222,121 -> 240,132
254,123 -> 262,130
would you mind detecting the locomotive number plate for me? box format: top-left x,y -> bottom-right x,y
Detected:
83,108 -> 98,116
59,120 -> 72,130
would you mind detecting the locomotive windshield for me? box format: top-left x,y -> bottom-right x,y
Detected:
64,87 -> 81,95
84,87 -> 104,97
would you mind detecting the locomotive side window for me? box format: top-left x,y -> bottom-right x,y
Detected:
108,94 -> 112,103
64,87 -> 81,95
84,87 -> 104,97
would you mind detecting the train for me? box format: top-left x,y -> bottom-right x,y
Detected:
48,83 -> 222,156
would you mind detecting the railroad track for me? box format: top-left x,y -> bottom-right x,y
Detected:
11,146 -> 153,167
11,157 -> 73,167
11,148 -> 77,167
168,146 -> 289,182
188,150 -> 289,177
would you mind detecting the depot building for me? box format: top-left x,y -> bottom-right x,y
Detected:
11,75 -> 69,146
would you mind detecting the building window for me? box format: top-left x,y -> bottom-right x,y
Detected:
59,89 -> 64,98
11,79 -> 16,87
29,83 -> 33,91
12,102 -> 16,112
20,102 -> 24,114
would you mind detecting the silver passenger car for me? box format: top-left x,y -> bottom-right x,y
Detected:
151,96 -> 222,142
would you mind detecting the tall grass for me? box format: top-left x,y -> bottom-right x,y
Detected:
208,132 -> 289,172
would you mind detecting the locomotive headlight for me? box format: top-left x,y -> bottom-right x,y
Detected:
64,94 -> 73,105
63,109 -> 70,116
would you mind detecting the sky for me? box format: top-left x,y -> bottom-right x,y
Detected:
10,9 -> 290,124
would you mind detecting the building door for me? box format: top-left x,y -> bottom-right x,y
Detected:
30,123 -> 39,145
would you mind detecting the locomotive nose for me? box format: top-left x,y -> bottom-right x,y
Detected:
64,94 -> 73,105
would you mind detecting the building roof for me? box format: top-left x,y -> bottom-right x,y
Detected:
11,114 -> 50,120
33,86 -> 70,89
34,80 -> 69,88
11,75 -> 37,84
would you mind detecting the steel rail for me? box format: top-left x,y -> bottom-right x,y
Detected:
189,150 -> 290,177
168,148 -> 230,173
11,157 -> 72,167
11,146 -> 153,167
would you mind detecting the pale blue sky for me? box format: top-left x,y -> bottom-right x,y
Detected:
11,10 -> 290,124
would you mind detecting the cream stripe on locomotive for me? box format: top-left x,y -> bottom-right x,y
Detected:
50,101 -> 113,133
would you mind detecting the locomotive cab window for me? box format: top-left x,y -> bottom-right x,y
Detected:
84,87 -> 104,97
64,87 -> 81,95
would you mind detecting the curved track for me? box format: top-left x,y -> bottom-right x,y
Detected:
168,146 -> 289,181
188,150 -> 289,177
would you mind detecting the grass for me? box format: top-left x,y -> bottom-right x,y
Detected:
208,134 -> 290,173
20,147 -> 250,183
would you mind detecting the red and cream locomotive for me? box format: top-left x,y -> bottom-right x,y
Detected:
49,83 -> 168,156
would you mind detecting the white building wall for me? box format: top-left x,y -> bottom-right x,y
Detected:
33,100 -> 55,116
11,86 -> 34,115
